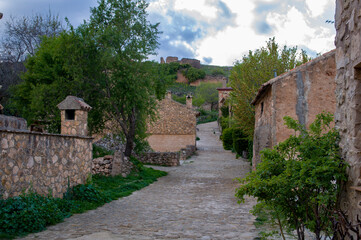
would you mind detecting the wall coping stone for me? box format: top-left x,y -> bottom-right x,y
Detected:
0,129 -> 93,140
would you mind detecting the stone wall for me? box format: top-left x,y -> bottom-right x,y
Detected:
335,0 -> 361,222
252,50 -> 336,169
61,110 -> 88,136
0,114 -> 27,130
0,129 -> 92,198
92,152 -> 133,177
138,152 -> 181,166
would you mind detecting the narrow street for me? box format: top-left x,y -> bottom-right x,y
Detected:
23,121 -> 259,240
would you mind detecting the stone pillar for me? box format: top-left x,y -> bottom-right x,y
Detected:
57,96 -> 92,136
186,95 -> 192,108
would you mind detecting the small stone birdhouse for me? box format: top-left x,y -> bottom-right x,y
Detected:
57,96 -> 92,136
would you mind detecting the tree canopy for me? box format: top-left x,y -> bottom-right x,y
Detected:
229,38 -> 311,140
10,0 -> 170,157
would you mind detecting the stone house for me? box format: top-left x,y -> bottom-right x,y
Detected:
147,92 -> 197,152
335,0 -> 361,222
251,50 -> 336,170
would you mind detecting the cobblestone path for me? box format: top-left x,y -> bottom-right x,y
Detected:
22,121 -> 259,240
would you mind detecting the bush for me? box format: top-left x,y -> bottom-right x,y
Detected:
236,113 -> 348,240
220,105 -> 229,118
222,128 -> 233,150
211,68 -> 225,76
196,109 -> 218,124
93,144 -> 114,158
172,94 -> 186,104
181,67 -> 206,83
63,184 -> 110,204
232,128 -> 249,155
0,192 -> 70,236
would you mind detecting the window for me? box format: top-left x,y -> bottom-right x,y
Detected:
65,110 -> 75,120
261,102 -> 264,116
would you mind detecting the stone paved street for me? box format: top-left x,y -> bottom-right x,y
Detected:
21,121 -> 259,240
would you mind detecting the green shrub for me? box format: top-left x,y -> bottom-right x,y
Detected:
236,113 -> 348,239
220,105 -> 229,118
172,95 -> 186,104
222,128 -> 233,150
63,184 -> 110,204
219,116 -> 229,131
232,128 -> 249,155
211,68 -> 225,76
0,192 -> 69,236
93,144 -> 114,158
181,67 -> 206,83
196,109 -> 218,124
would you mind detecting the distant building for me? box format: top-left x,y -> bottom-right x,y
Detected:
147,92 -> 197,152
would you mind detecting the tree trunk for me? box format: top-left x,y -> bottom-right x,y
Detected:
124,108 -> 136,157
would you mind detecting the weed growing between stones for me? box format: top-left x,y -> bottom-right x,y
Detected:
0,157 -> 167,238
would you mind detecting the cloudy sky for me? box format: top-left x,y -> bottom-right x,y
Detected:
0,0 -> 336,66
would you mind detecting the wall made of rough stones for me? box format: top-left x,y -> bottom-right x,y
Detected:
335,0 -> 361,222
92,152 -> 133,177
0,130 -> 92,198
253,50 -> 336,170
147,98 -> 197,135
147,134 -> 196,152
0,114 -> 27,131
61,110 -> 88,136
138,152 -> 180,166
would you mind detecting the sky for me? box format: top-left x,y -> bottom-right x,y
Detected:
0,0 -> 336,66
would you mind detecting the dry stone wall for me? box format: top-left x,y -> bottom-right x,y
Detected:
92,152 -> 134,177
0,114 -> 27,130
0,129 -> 92,198
335,0 -> 361,222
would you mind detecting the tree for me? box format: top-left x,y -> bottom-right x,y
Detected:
10,0 -> 166,157
229,38 -> 311,140
236,113 -> 347,240
194,82 -> 222,109
1,11 -> 64,63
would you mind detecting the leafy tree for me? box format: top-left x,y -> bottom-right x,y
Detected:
11,0 -> 167,157
236,113 -> 347,240
194,82 -> 222,109
181,67 -> 206,83
229,38 -> 311,140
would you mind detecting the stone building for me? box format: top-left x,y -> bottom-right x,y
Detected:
252,50 -> 336,170
217,87 -> 233,117
335,0 -> 361,222
147,92 -> 197,152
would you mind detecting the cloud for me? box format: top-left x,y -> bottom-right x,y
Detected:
148,0 -> 236,61
203,57 -> 213,64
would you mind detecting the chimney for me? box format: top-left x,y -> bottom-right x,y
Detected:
166,91 -> 172,99
186,94 -> 192,108
57,96 -> 92,136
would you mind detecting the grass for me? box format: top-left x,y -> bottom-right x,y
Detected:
0,160 -> 167,238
